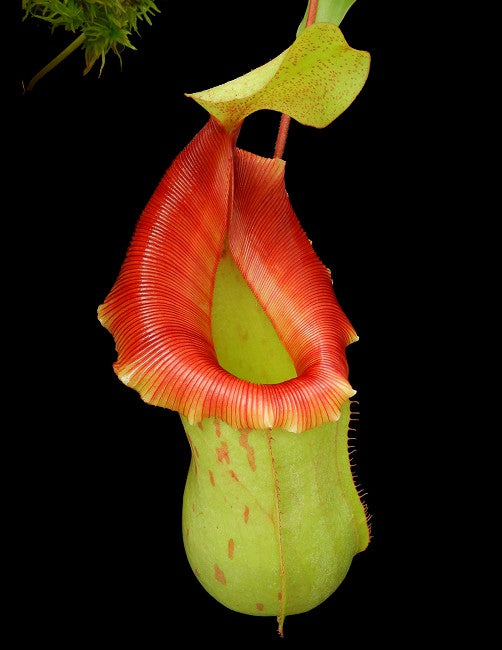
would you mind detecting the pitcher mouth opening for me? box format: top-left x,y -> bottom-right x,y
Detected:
211,240 -> 298,386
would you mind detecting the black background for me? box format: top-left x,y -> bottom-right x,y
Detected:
9,1 -> 450,646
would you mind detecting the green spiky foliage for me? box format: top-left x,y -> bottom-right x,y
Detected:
22,0 -> 160,89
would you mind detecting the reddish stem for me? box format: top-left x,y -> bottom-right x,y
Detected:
306,0 -> 319,26
273,0 -> 319,159
273,114 -> 291,159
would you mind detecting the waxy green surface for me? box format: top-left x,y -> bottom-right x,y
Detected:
181,246 -> 369,630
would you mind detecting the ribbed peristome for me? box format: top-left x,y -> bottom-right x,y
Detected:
98,117 -> 357,433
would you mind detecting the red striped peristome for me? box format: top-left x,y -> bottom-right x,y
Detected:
98,117 -> 357,433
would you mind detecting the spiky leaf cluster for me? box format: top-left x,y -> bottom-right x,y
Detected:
23,0 -> 160,74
